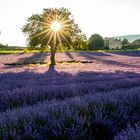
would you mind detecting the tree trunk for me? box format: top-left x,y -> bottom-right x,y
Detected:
50,45 -> 56,66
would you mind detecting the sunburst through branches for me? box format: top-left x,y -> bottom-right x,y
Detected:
33,13 -> 71,47
51,21 -> 61,31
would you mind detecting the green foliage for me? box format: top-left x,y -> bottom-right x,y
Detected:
22,7 -> 86,51
69,34 -> 88,50
115,38 -> 121,42
122,45 -> 140,50
0,43 -> 5,48
122,38 -> 129,45
0,47 -> 25,54
88,34 -> 104,50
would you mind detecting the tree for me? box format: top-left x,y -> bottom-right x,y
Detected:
88,34 -> 104,50
70,33 -> 88,50
122,38 -> 129,45
22,7 -> 86,65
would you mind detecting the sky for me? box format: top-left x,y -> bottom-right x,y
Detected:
0,0 -> 140,46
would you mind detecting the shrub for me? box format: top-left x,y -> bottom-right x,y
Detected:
88,34 -> 104,50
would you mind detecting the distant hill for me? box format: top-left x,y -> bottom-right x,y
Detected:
113,35 -> 140,43
131,39 -> 140,46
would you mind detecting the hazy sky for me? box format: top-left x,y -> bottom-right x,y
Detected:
0,0 -> 140,46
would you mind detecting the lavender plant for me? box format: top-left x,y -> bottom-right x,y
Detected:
0,51 -> 140,139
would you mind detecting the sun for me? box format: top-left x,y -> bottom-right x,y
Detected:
51,21 -> 61,32
33,13 -> 71,46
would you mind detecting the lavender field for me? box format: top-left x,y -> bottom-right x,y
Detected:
0,51 -> 140,140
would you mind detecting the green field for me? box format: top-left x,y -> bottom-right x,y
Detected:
0,46 -> 140,54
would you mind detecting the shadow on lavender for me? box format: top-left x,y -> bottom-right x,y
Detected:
17,52 -> 50,64
77,52 -> 140,68
111,51 -> 140,57
64,52 -> 75,60
3,51 -> 140,70
0,66 -> 140,139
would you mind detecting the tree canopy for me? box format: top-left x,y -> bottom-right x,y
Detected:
22,7 -> 87,65
22,8 -> 87,50
88,34 -> 104,50
122,38 -> 129,45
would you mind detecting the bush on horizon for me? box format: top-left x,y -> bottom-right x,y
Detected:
88,34 -> 104,50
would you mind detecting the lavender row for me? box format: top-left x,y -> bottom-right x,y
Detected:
0,71 -> 139,91
0,52 -> 139,65
0,85 -> 140,140
115,124 -> 140,140
0,76 -> 140,112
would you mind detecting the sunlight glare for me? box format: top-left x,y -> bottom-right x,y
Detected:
51,21 -> 61,32
33,14 -> 70,47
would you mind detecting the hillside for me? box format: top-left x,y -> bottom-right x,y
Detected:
113,34 -> 140,42
131,38 -> 140,46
